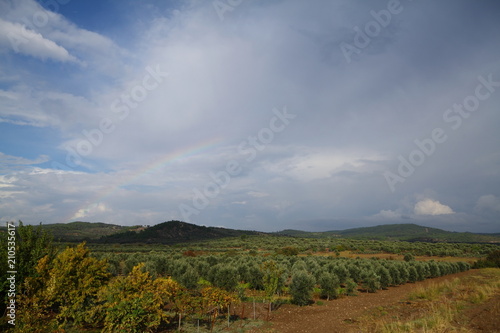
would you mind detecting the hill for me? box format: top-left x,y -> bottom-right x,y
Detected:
97,220 -> 263,244
3,221 -> 498,244
276,223 -> 500,243
36,221 -> 138,241
0,221 -> 138,241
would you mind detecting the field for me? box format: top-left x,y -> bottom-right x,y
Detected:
1,223 -> 499,332
256,269 -> 500,333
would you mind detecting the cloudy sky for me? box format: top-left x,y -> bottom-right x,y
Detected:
1,0 -> 499,232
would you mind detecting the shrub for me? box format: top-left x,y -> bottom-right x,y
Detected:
474,250 -> 500,268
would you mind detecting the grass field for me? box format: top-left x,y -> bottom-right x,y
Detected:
357,268 -> 500,332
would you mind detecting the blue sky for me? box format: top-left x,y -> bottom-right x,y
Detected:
1,0 -> 499,232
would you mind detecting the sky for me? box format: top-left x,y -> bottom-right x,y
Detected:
0,0 -> 499,233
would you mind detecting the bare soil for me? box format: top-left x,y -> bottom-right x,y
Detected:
247,270 -> 499,333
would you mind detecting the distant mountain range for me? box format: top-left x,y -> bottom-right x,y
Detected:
3,221 -> 499,244
276,223 -> 500,243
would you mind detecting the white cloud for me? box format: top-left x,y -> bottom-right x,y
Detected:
0,152 -> 49,174
414,199 -> 454,216
248,191 -> 269,198
373,209 -> 401,219
0,152 -> 49,165
0,18 -> 79,63
71,202 -> 110,221
259,148 -> 385,182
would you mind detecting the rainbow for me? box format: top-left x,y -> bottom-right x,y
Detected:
67,137 -> 223,222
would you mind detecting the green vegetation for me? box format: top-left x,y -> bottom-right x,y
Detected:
2,221 -> 498,244
473,249 -> 500,268
0,222 -> 56,318
290,270 -> 315,306
1,221 -> 498,332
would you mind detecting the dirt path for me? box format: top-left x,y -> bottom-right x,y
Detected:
251,270 -> 477,333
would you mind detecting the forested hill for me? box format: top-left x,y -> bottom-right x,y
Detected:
21,221 -> 135,241
276,223 -> 500,243
97,220 -> 263,244
3,221 -> 499,244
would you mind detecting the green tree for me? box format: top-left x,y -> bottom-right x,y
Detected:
408,266 -> 418,283
345,278 -> 358,296
404,253 -> 415,262
376,266 -> 392,290
290,270 -> 315,306
260,260 -> 284,299
318,272 -> 339,300
178,265 -> 200,289
208,264 -> 238,291
361,270 -> 380,293
1,221 -> 55,313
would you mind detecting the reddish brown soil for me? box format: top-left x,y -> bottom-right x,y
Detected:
248,270 -> 491,333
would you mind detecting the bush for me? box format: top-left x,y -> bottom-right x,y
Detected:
290,270 -> 315,306
474,250 -> 500,268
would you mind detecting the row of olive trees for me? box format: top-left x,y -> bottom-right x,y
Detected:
95,250 -> 471,308
287,258 -> 471,305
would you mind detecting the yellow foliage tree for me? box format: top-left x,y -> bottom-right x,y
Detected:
98,263 -> 182,333
16,242 -> 110,332
200,285 -> 237,330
